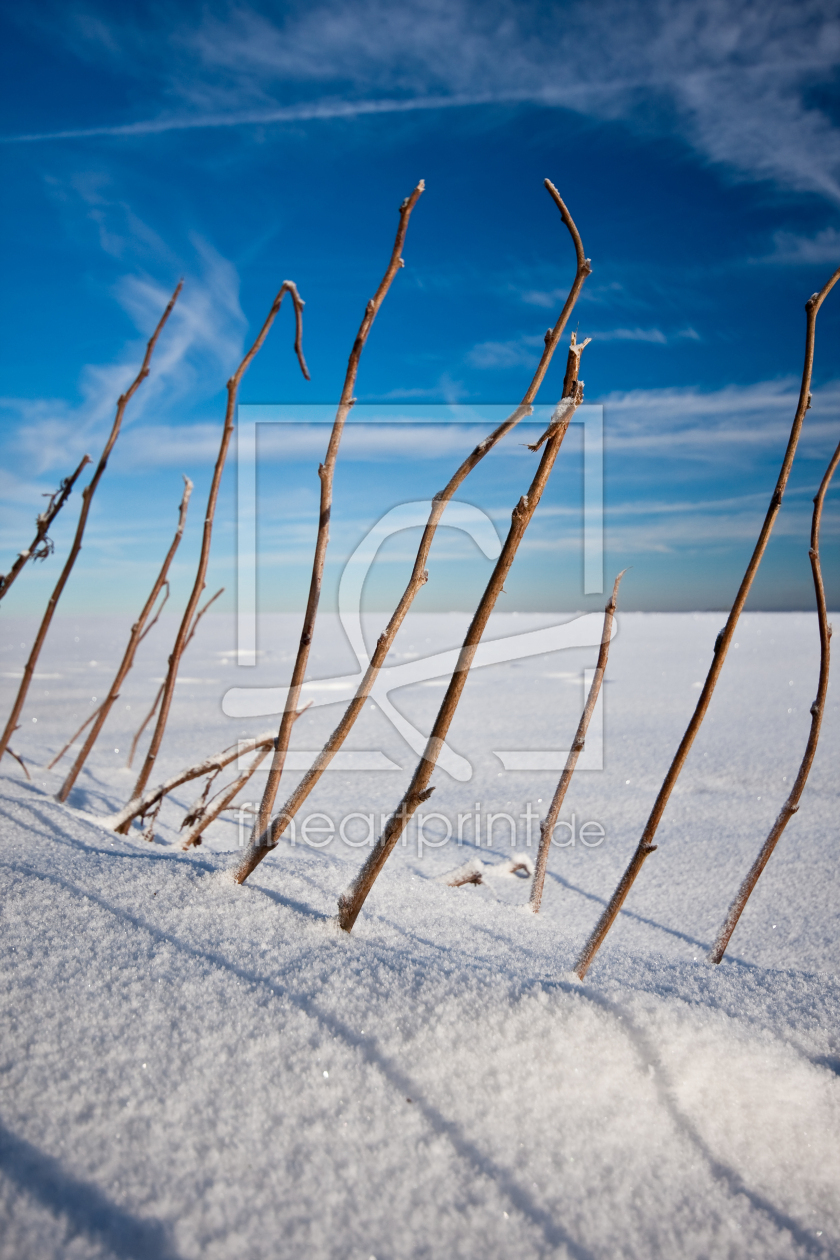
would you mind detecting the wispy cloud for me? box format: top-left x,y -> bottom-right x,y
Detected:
5,0 -> 840,203
757,227 -> 840,266
0,235 -> 246,476
466,334 -> 544,370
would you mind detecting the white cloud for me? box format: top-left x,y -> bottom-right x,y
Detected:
0,236 -> 247,476
5,1 -> 840,203
758,227 -> 840,266
467,334 -> 544,369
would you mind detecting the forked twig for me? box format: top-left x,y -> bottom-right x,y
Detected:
250,182 -> 425,852
337,333 -> 591,932
55,477 -> 193,801
0,281 -> 183,765
573,264 -> 840,980
708,434 -> 840,963
0,454 -> 91,603
231,179 -> 592,882
117,280 -> 308,830
100,730 -> 279,833
179,702 -> 311,848
6,747 -> 30,780
529,569 -> 626,913
124,587 -> 224,772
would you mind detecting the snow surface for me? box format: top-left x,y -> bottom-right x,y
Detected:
1,610 -> 838,1259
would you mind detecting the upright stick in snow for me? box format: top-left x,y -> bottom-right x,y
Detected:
55,477 -> 193,802
573,263 -> 840,981
529,569 -> 626,914
230,179 -> 590,879
251,182 -> 425,848
337,332 -> 591,932
0,281 -> 183,766
708,434 -> 840,964
0,454 -> 91,604
117,281 -> 309,830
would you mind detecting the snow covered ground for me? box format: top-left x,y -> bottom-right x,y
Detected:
1,610 -> 838,1259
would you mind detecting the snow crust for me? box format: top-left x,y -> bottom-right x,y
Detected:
1,611 -> 838,1259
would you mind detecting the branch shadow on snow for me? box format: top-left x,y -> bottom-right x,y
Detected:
0,1118 -> 182,1260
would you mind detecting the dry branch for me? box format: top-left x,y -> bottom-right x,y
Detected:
336,334 -> 590,932
117,281 -> 308,829
0,455 -> 91,604
55,477 -> 193,802
99,730 -> 279,833
124,586 -> 223,772
231,179 -> 591,883
529,569 -> 626,914
708,434 -> 840,964
573,264 -> 840,981
0,281 -> 183,767
251,181 -> 425,851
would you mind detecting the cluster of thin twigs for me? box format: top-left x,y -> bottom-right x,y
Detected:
1,183 -> 837,974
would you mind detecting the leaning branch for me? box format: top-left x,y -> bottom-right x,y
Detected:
0,281 -> 183,766
0,454 -> 91,603
116,281 -> 308,829
529,569 -> 626,913
573,264 -> 840,980
250,182 -> 425,850
708,434 -> 840,963
336,334 -> 590,932
231,179 -> 591,883
55,477 -> 193,802
99,731 -> 279,833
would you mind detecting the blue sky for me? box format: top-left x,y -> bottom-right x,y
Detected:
1,0 -> 839,621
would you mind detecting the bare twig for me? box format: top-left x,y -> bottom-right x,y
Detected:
125,587 -> 224,771
0,281 -> 183,764
55,478 -> 193,802
529,569 -> 626,913
573,265 -> 840,980
336,334 -> 590,932
232,179 -> 592,882
250,181 -> 425,853
179,702 -> 311,848
709,434 -> 840,964
99,730 -> 279,833
6,747 -> 30,780
117,279 -> 308,831
47,705 -> 104,771
0,455 -> 91,604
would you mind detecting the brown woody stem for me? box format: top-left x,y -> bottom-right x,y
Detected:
55,477 -> 193,801
529,569 -> 626,913
0,454 -> 91,603
0,281 -> 183,766
573,264 -> 840,980
708,433 -> 840,963
336,334 -> 590,932
232,179 -> 591,884
117,281 -> 308,830
250,182 -> 425,847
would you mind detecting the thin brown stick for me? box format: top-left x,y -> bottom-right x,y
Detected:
117,281 -> 308,830
100,730 -> 279,833
0,455 -> 91,603
232,179 -> 591,882
529,569 -> 626,913
0,281 -> 183,765
709,435 -> 840,964
179,702 -> 311,848
573,265 -> 840,981
6,747 -> 30,780
125,586 -> 224,771
337,334 -> 590,932
56,478 -> 193,801
47,704 -> 104,771
251,182 -> 425,850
